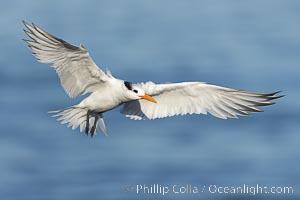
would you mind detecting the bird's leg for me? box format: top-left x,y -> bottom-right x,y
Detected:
85,110 -> 91,135
90,114 -> 99,137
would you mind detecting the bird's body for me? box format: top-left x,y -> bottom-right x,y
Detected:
78,78 -> 127,112
23,21 -> 283,136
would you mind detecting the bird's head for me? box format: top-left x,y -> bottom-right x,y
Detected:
123,81 -> 157,103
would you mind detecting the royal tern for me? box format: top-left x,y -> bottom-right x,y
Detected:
23,21 -> 283,136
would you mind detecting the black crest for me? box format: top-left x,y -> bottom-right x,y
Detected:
124,81 -> 132,90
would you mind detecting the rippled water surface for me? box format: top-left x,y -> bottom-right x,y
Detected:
1,1 -> 299,199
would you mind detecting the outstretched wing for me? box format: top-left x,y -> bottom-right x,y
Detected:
23,21 -> 108,98
121,81 -> 283,120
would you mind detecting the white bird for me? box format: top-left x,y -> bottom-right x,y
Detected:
23,21 -> 283,136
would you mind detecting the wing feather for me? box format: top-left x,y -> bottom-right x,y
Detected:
23,21 -> 107,98
121,81 -> 283,120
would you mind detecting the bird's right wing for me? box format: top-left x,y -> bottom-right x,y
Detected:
121,81 -> 283,120
23,21 -> 108,98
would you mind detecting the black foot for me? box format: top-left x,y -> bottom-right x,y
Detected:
90,114 -> 99,137
85,110 -> 91,135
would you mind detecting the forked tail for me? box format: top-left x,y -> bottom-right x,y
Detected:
49,107 -> 107,136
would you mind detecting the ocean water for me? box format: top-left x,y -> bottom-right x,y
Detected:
0,0 -> 299,199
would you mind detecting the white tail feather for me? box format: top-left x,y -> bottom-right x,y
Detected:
49,107 -> 106,135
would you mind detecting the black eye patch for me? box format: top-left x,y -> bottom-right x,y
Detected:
124,81 -> 132,90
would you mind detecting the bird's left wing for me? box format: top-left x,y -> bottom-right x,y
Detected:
121,81 -> 283,120
23,21 -> 108,98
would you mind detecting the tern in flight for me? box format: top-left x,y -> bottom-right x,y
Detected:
23,21 -> 283,136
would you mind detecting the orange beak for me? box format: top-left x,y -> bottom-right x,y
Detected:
139,94 -> 157,103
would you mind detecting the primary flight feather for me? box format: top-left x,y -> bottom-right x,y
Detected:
23,21 -> 283,136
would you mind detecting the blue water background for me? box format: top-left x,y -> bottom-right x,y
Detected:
0,0 -> 299,199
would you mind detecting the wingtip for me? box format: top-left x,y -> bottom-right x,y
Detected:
269,94 -> 285,100
270,90 -> 282,96
261,91 -> 285,101
32,22 -> 38,29
48,110 -> 60,113
22,29 -> 28,34
275,94 -> 285,99
22,20 -> 32,28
